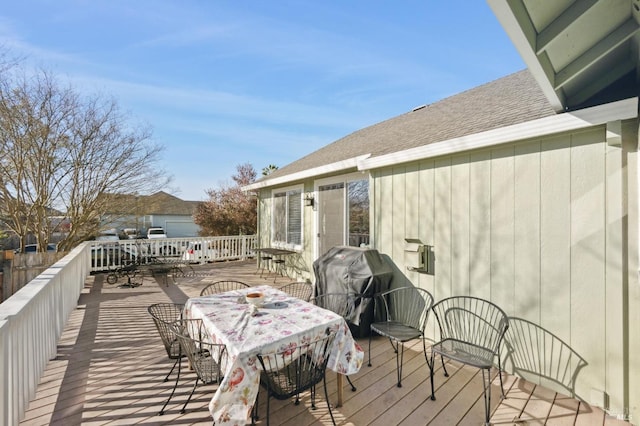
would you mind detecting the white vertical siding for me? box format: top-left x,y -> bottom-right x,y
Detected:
570,129 -> 607,400
626,120 -> 640,422
604,125 -> 626,413
514,141 -> 541,323
403,163 -> 421,287
392,168 -> 407,283
377,169 -> 394,258
451,156 -> 470,296
369,123 -> 636,417
490,146 -> 515,313
469,151 -> 492,299
434,158 -> 452,298
418,161 -> 436,290
540,135 -> 571,341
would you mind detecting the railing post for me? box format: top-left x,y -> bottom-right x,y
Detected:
241,235 -> 247,261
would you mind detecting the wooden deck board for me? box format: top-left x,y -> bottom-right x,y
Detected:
19,260 -> 626,426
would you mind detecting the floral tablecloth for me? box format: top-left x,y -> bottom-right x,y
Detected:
184,285 -> 364,425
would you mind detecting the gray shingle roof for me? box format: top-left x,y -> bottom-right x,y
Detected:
263,69 -> 556,182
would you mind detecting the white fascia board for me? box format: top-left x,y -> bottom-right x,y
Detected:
359,97 -> 638,171
242,154 -> 371,192
488,0 -> 565,111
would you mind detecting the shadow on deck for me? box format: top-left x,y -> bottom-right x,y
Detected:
20,260 -> 627,425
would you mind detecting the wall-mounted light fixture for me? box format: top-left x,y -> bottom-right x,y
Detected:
304,193 -> 314,207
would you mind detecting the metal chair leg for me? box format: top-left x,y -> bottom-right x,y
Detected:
258,256 -> 272,277
159,354 -> 182,415
429,352 -> 436,401
346,375 -> 357,391
482,368 -> 491,425
180,377 -> 201,414
323,378 -> 337,425
396,343 -> 405,387
163,357 -> 179,382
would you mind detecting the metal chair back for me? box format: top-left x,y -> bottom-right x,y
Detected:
428,296 -> 509,425
148,303 -> 184,360
256,328 -> 337,425
279,281 -> 313,302
169,318 -> 227,414
431,296 -> 508,358
377,286 -> 434,333
368,287 -> 434,387
200,280 -> 249,296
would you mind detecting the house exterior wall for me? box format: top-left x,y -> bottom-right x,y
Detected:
629,118 -> 640,423
257,184 -> 316,281
370,120 -> 638,418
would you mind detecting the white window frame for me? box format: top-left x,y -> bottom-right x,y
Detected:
314,172 -> 370,257
271,184 -> 304,250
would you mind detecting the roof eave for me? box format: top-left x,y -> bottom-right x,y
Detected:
359,97 -> 638,171
488,0 -> 565,112
242,154 -> 371,192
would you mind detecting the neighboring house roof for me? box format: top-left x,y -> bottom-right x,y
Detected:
249,70 -> 556,188
142,191 -> 200,215
103,191 -> 200,216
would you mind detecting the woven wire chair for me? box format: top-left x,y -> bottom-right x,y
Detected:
255,328 -> 337,426
279,281 -> 313,302
148,303 -> 184,383
161,318 -> 227,415
429,296 -> 509,426
200,280 -> 249,296
368,287 -> 434,387
312,292 -> 359,392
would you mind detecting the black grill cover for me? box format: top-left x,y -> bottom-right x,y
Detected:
313,246 -> 393,337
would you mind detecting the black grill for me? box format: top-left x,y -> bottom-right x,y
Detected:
313,246 -> 393,337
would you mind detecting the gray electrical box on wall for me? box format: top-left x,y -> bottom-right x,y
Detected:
404,238 -> 435,275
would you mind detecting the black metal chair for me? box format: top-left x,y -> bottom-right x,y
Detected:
271,258 -> 287,282
254,328 -> 337,426
368,287 -> 434,387
161,318 -> 227,415
312,292 -> 359,392
429,296 -> 509,426
147,303 -> 184,383
200,280 -> 249,296
257,253 -> 273,277
279,281 -> 313,302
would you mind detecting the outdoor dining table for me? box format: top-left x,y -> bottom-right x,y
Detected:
184,284 -> 364,426
255,247 -> 296,279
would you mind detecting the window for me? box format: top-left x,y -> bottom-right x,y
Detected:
317,177 -> 369,253
348,180 -> 369,247
272,188 -> 302,247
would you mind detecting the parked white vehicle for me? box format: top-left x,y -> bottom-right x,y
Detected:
181,241 -> 222,263
147,227 -> 167,239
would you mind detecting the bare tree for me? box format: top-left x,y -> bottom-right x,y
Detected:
194,163 -> 257,236
0,67 -> 169,252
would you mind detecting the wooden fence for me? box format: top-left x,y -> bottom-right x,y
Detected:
1,251 -> 66,303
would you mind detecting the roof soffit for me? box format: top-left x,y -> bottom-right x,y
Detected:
489,0 -> 640,112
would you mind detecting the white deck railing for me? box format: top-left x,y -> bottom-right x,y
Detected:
88,235 -> 257,273
0,234 -> 257,426
0,243 -> 90,426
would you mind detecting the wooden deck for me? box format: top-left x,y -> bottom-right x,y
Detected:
20,260 -> 628,425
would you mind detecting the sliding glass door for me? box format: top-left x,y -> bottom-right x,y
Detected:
317,177 -> 369,256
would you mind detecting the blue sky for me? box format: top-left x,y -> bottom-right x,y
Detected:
0,1 -> 524,201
